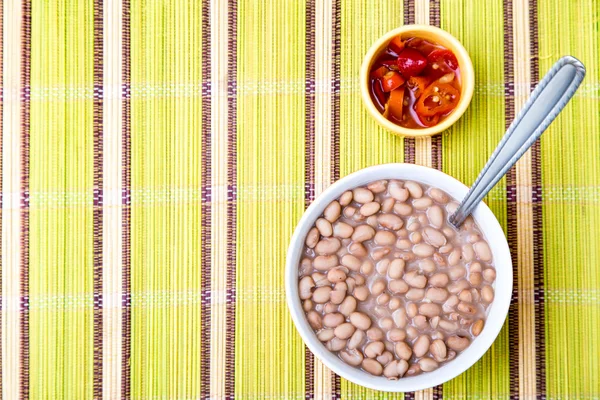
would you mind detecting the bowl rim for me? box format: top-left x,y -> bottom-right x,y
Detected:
285,164 -> 512,392
359,24 -> 475,137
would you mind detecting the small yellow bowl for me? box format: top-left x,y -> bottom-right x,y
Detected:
360,25 -> 474,137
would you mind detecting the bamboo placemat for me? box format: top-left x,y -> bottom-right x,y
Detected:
1,0 -> 599,398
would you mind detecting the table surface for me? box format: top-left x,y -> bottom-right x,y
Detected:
1,0 -> 599,399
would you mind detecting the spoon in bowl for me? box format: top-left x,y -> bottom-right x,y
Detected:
449,56 -> 586,228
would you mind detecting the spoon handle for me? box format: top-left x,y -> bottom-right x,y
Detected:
449,56 -> 586,228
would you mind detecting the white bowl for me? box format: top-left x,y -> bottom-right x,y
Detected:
285,163 -> 512,392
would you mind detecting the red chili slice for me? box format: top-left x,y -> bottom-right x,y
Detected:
381,71 -> 405,92
370,66 -> 389,79
396,48 -> 428,78
415,82 -> 460,117
388,36 -> 405,54
427,49 -> 459,70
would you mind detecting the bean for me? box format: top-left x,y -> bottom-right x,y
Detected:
388,328 -> 406,342
377,293 -> 391,306
406,326 -> 418,340
360,260 -> 374,275
327,268 -> 346,283
379,317 -> 394,330
388,297 -> 402,311
353,188 -> 374,204
427,205 -> 444,228
330,290 -> 346,305
349,312 -> 372,331
352,225 -> 376,242
410,232 -> 422,244
413,335 -> 431,357
426,287 -> 449,303
397,359 -> 409,378
396,239 -> 412,250
448,265 -> 466,280
323,312 -> 345,328
406,288 -> 425,301
383,360 -> 400,379
472,287 -> 481,303
376,259 -> 390,275
469,272 -> 483,286
448,279 -> 470,294
353,286 -> 369,301
307,311 -> 322,329
481,285 -> 494,303
381,197 -> 395,213
406,303 -> 418,318
378,213 -> 404,230
442,227 -> 455,238
404,271 -> 427,288
339,349 -> 363,366
361,359 -> 383,376
303,299 -> 313,312
419,358 -> 439,372
305,227 -> 320,249
406,363 -> 421,376
447,336 -> 470,351
439,244 -> 453,254
316,218 -> 333,237
367,327 -> 385,341
407,220 -> 421,232
413,197 -> 433,210
458,290 -> 473,303
318,328 -> 336,343
364,341 -> 385,358
315,238 -> 341,255
349,242 -> 367,257
299,276 -> 315,300
430,339 -> 447,361
474,241 -> 493,262
373,231 -> 395,246
370,279 -> 386,297
324,201 -> 341,222
313,286 -> 332,303
341,254 -> 361,271
462,244 -> 475,262
326,337 -> 347,351
372,247 -> 390,261
470,261 -> 482,273
360,201 -> 381,217
404,181 -> 423,198
395,341 -> 413,360
483,268 -> 496,283
392,308 -> 408,328
343,206 -> 356,218
393,202 -> 413,216
446,201 -> 459,214
346,277 -> 356,293
419,303 -> 442,317
467,233 -> 481,243
429,273 -> 450,287
413,243 -> 435,257
388,259 -> 405,279
430,316 -> 440,329
413,315 -> 428,329
423,227 -> 446,247
439,319 -> 459,332
333,322 -> 355,340
367,180 -> 387,194
472,319 -> 484,336
347,329 -> 365,350
457,302 -> 477,315
339,295 -> 357,316
352,274 -> 365,285
339,190 -> 353,206
314,255 -> 338,271
389,182 -> 409,202
333,222 -> 353,239
312,272 -> 329,287
429,188 -> 449,204
447,248 -> 461,266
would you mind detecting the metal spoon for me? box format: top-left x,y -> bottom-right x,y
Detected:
449,56 -> 586,228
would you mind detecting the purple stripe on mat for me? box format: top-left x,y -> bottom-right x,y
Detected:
225,1 -> 238,398
21,1 -> 31,398
121,0 -> 132,397
200,0 -> 212,397
305,0 -> 316,397
93,0 -> 104,397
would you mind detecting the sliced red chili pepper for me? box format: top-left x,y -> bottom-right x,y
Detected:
405,37 -> 438,56
427,49 -> 459,70
388,36 -> 405,54
418,113 -> 441,127
371,79 -> 387,112
396,48 -> 428,78
381,71 -> 405,92
370,66 -> 389,79
406,76 -> 431,98
386,87 -> 405,121
415,82 -> 460,117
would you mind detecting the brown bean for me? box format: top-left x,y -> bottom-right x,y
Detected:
302,299 -> 313,312
430,316 -> 440,329
469,271 -> 483,286
429,273 -> 450,287
299,276 -> 315,300
446,201 -> 459,215
367,180 -> 387,194
326,337 -> 346,351
316,218 -> 333,237
378,213 -> 404,230
419,357 -> 439,372
472,319 -> 484,336
347,329 -> 365,350
447,336 -> 470,351
370,279 -> 386,297
448,265 -> 466,280
462,244 -> 475,262
427,205 -> 444,228
352,274 -> 365,285
339,349 -> 363,366
343,206 -> 356,218
393,202 -> 413,216
361,359 -> 383,376
481,285 -> 494,303
413,243 -> 435,257
406,326 -> 418,340
324,201 -> 341,222
389,182 -> 410,202
364,341 -> 385,358
366,327 -> 384,341
327,268 -> 346,283
376,259 -> 390,275
360,201 -> 381,217
413,335 -> 431,357
340,254 -> 360,271
430,339 -> 447,361
323,312 -> 345,328
381,197 -> 395,213
388,259 -> 405,279
442,227 -> 455,239
392,308 -> 408,328
351,225 -> 376,242
448,248 -> 461,266
388,297 -> 402,311
339,190 -> 353,206
329,290 -> 346,305
377,293 -> 391,306
407,220 -> 421,232
333,222 -> 354,239
306,227 -> 320,248
372,247 -> 390,261
339,295 -> 357,316
404,181 -> 423,198
377,351 -> 394,366
413,197 -> 433,210
419,303 -> 442,317
483,268 -> 496,282
317,328 -> 335,342
366,215 -> 379,227
406,303 -> 418,318
348,242 -> 367,257
312,272 -> 328,287
406,288 -> 425,301
457,302 -> 477,315
374,231 -> 396,246
395,341 -> 413,360
315,238 -> 341,255
396,239 -> 412,250
353,188 -> 374,204
383,360 -> 400,379
353,286 -> 369,301
349,312 -> 372,331
379,317 -> 394,330
439,244 -> 453,254
312,286 -> 332,303
388,328 -> 406,342
423,227 -> 446,247
313,255 -> 338,271
429,188 -> 449,204
404,270 -> 427,288
449,279 -> 470,294
469,261 -> 482,273
426,287 -> 449,303
413,315 -> 428,329
307,311 -> 322,329
458,290 -> 473,303
438,319 -> 459,332
387,279 -> 408,294
473,241 -> 493,262
333,322 -> 355,339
